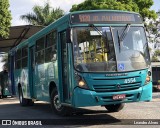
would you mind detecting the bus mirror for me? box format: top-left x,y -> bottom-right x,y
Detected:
66,28 -> 71,43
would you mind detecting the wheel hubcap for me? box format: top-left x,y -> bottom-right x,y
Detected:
19,90 -> 22,103
53,94 -> 62,111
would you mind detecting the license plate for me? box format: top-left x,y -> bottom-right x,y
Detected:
113,94 -> 126,100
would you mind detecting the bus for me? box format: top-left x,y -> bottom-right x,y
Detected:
0,70 -> 11,98
151,62 -> 160,91
8,10 -> 152,116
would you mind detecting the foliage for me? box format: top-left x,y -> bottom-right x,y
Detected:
1,54 -> 8,71
151,55 -> 159,62
148,47 -> 152,52
70,0 -> 157,20
154,50 -> 160,56
20,1 -> 64,26
0,0 -> 12,38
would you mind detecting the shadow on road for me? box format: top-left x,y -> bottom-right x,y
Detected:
0,100 -> 124,125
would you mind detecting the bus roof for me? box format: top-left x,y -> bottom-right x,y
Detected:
69,10 -> 140,15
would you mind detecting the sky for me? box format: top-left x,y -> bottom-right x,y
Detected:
9,0 -> 160,26
9,0 -> 85,26
0,0 -> 159,71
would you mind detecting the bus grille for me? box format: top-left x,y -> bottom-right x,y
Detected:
93,82 -> 141,92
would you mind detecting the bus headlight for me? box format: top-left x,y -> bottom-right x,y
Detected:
145,75 -> 151,85
75,73 -> 89,89
78,79 -> 89,89
79,80 -> 86,87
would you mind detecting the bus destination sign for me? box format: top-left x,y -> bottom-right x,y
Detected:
71,12 -> 142,24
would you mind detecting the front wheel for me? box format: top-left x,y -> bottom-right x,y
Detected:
104,103 -> 125,112
50,89 -> 72,116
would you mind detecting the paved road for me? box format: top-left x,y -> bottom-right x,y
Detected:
0,92 -> 160,127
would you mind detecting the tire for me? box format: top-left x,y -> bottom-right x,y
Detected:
50,89 -> 72,116
2,95 -> 7,98
18,87 -> 28,106
104,103 -> 125,112
28,99 -> 34,106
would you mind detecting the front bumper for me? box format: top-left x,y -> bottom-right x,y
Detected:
72,82 -> 152,107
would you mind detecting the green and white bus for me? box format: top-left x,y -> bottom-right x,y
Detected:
9,10 -> 152,116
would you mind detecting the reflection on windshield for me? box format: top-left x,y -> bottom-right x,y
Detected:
112,27 -> 150,71
72,26 -> 150,72
73,27 -> 116,72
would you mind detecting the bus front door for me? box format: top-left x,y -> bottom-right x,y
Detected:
60,31 -> 71,103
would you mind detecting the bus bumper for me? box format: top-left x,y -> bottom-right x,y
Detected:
73,83 -> 152,107
139,82 -> 152,101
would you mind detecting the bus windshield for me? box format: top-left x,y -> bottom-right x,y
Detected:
72,26 -> 150,72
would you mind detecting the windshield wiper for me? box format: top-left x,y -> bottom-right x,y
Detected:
117,24 -> 131,52
117,30 -> 121,52
88,24 -> 102,35
120,24 -> 131,41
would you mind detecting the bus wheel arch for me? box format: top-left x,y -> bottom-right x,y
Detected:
49,83 -> 72,116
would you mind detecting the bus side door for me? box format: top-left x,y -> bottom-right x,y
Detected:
59,30 -> 71,103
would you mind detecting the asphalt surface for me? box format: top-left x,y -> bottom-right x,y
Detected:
0,92 -> 160,127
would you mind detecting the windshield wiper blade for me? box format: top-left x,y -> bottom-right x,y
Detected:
88,24 -> 102,35
120,24 -> 131,41
117,30 -> 121,52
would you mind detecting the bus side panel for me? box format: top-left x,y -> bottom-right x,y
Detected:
14,68 -> 31,99
42,62 -> 59,102
34,64 -> 45,100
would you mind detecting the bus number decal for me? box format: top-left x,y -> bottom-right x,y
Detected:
79,15 -> 90,22
124,78 -> 136,84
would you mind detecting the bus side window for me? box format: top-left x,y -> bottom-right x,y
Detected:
21,46 -> 28,68
35,37 -> 45,65
45,30 -> 57,63
15,49 -> 22,69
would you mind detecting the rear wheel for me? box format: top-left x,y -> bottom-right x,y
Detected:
28,99 -> 34,106
50,89 -> 72,116
19,87 -> 34,106
104,103 -> 125,112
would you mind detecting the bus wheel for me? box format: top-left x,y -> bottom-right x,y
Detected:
50,89 -> 72,116
104,103 -> 125,112
18,87 -> 28,106
28,99 -> 34,106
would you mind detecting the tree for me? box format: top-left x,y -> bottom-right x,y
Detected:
0,0 -> 12,38
151,55 -> 159,62
70,0 -> 157,20
1,54 -> 8,71
20,1 -> 64,26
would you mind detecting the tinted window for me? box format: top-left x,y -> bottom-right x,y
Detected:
36,50 -> 45,64
36,37 -> 45,51
45,31 -> 57,63
22,46 -> 28,57
15,60 -> 21,69
46,31 -> 57,48
16,49 -> 21,60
